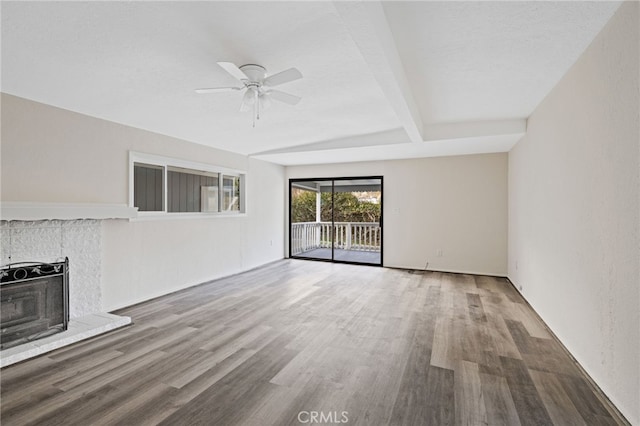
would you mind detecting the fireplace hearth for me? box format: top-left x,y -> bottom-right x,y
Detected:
0,258 -> 69,350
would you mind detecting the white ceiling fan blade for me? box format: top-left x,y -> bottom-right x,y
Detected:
267,90 -> 301,105
217,61 -> 249,82
263,68 -> 303,87
195,87 -> 242,94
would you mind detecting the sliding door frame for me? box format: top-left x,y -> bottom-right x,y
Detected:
288,176 -> 383,267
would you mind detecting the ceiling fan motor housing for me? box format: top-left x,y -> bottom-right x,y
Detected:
239,64 -> 267,83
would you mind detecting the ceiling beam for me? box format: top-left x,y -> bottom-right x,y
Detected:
250,128 -> 408,156
253,133 -> 524,166
423,119 -> 527,141
251,118 -> 526,157
332,1 -> 424,143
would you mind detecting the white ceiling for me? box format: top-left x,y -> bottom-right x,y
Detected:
1,1 -> 621,166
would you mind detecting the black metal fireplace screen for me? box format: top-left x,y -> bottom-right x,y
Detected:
0,258 -> 69,350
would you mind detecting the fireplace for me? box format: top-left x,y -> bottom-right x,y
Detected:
0,258 -> 69,350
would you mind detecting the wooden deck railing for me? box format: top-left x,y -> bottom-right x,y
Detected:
291,222 -> 381,255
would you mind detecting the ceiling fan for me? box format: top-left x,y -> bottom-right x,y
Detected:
196,62 -> 303,127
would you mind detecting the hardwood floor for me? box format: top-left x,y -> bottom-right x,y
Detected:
0,260 -> 626,425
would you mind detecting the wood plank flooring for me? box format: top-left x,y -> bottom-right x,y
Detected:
0,260 -> 626,425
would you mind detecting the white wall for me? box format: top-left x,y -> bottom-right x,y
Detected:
508,2 -> 639,423
287,153 -> 508,276
1,94 -> 285,311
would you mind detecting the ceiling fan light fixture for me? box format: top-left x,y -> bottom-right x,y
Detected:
242,88 -> 256,105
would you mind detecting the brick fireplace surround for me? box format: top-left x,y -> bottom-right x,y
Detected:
0,203 -> 135,367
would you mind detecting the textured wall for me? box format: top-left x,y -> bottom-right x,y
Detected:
508,2 -> 639,423
1,219 -> 102,318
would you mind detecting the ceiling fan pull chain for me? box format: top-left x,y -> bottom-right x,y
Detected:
255,89 -> 260,124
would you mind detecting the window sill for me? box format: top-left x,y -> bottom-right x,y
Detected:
130,212 -> 247,221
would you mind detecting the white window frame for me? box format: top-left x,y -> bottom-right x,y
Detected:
129,151 -> 246,219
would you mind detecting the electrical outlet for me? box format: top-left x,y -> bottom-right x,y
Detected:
436,248 -> 443,257
515,261 -> 518,271
270,240 -> 273,246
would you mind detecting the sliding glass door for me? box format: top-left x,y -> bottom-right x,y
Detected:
289,176 -> 382,266
290,179 -> 333,261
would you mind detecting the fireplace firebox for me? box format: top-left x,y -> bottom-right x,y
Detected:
0,258 -> 69,350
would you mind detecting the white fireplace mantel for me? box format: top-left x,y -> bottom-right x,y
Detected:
0,202 -> 138,221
